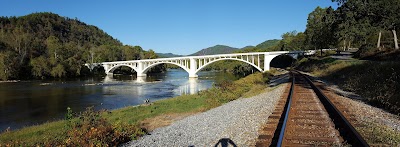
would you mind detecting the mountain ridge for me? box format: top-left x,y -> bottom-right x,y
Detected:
190,45 -> 239,56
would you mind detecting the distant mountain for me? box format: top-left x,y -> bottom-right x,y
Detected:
255,39 -> 280,49
240,46 -> 255,50
191,45 -> 238,56
156,53 -> 183,58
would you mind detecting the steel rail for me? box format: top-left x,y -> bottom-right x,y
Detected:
276,73 -> 295,147
301,72 -> 369,147
276,71 -> 369,146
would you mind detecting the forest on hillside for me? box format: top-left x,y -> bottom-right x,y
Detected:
0,12 -> 161,80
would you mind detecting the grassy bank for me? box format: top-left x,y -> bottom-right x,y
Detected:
0,72 -> 272,146
296,57 -> 400,115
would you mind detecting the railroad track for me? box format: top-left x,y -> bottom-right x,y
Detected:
256,71 -> 369,146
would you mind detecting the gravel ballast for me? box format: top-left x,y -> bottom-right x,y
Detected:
124,84 -> 286,147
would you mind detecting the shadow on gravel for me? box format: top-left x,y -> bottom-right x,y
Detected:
213,138 -> 237,147
268,73 -> 290,87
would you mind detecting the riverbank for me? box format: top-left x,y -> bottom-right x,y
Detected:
124,84 -> 286,146
0,72 -> 274,146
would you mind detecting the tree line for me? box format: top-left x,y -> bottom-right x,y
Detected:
0,12 -> 162,80
241,0 -> 399,54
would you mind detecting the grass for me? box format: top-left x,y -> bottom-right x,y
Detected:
357,122 -> 400,145
0,72 -> 272,146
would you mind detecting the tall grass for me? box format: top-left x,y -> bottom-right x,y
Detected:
0,72 -> 271,146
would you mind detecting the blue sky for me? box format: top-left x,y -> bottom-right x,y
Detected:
0,0 -> 336,55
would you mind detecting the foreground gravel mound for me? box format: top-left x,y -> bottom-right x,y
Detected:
124,85 -> 286,147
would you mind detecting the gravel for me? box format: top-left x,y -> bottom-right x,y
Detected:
123,84 -> 286,147
327,85 -> 400,132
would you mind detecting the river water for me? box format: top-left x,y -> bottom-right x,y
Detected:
0,69 -> 236,131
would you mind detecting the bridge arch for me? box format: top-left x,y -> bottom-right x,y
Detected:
142,62 -> 190,74
95,51 -> 307,78
195,58 -> 263,73
269,54 -> 296,69
106,64 -> 138,74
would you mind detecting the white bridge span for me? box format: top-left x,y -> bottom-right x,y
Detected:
85,51 -> 307,78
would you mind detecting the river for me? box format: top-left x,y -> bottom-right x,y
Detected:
0,69 -> 237,131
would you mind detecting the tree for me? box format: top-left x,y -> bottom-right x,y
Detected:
30,56 -> 50,79
276,31 -> 307,51
8,26 -> 32,64
144,49 -> 157,59
331,0 -> 347,6
46,35 -> 62,64
0,51 -> 19,80
51,64 -> 66,78
305,7 -> 337,54
375,0 -> 400,49
122,45 -> 140,60
334,0 -> 400,50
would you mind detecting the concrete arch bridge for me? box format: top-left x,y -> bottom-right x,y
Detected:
85,51 -> 306,78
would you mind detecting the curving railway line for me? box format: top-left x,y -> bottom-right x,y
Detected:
256,71 -> 369,146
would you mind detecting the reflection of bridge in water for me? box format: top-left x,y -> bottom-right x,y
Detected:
102,74 -> 208,98
175,78 -> 206,95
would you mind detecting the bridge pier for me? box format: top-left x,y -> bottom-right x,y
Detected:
137,72 -> 147,77
136,76 -> 146,83
189,58 -> 198,78
188,73 -> 198,78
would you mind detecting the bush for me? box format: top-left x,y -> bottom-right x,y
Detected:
65,107 -> 143,146
202,73 -> 267,108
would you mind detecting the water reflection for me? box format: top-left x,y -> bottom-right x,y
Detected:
0,69 -> 236,131
136,76 -> 146,83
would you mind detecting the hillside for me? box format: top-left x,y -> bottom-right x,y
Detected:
190,45 -> 238,56
0,12 -> 159,80
156,53 -> 182,58
255,39 -> 280,49
240,46 -> 255,50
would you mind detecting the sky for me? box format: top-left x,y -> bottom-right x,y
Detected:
0,0 -> 336,55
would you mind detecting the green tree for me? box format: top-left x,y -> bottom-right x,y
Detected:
8,26 -> 32,64
144,49 -> 157,59
305,7 -> 336,53
51,64 -> 66,78
331,0 -> 347,5
46,35 -> 62,64
30,56 -> 50,79
122,45 -> 140,60
374,0 -> 400,49
278,31 -> 306,51
0,51 -> 19,80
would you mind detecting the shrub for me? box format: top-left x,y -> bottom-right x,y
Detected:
203,72 -> 267,108
65,107 -> 143,146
